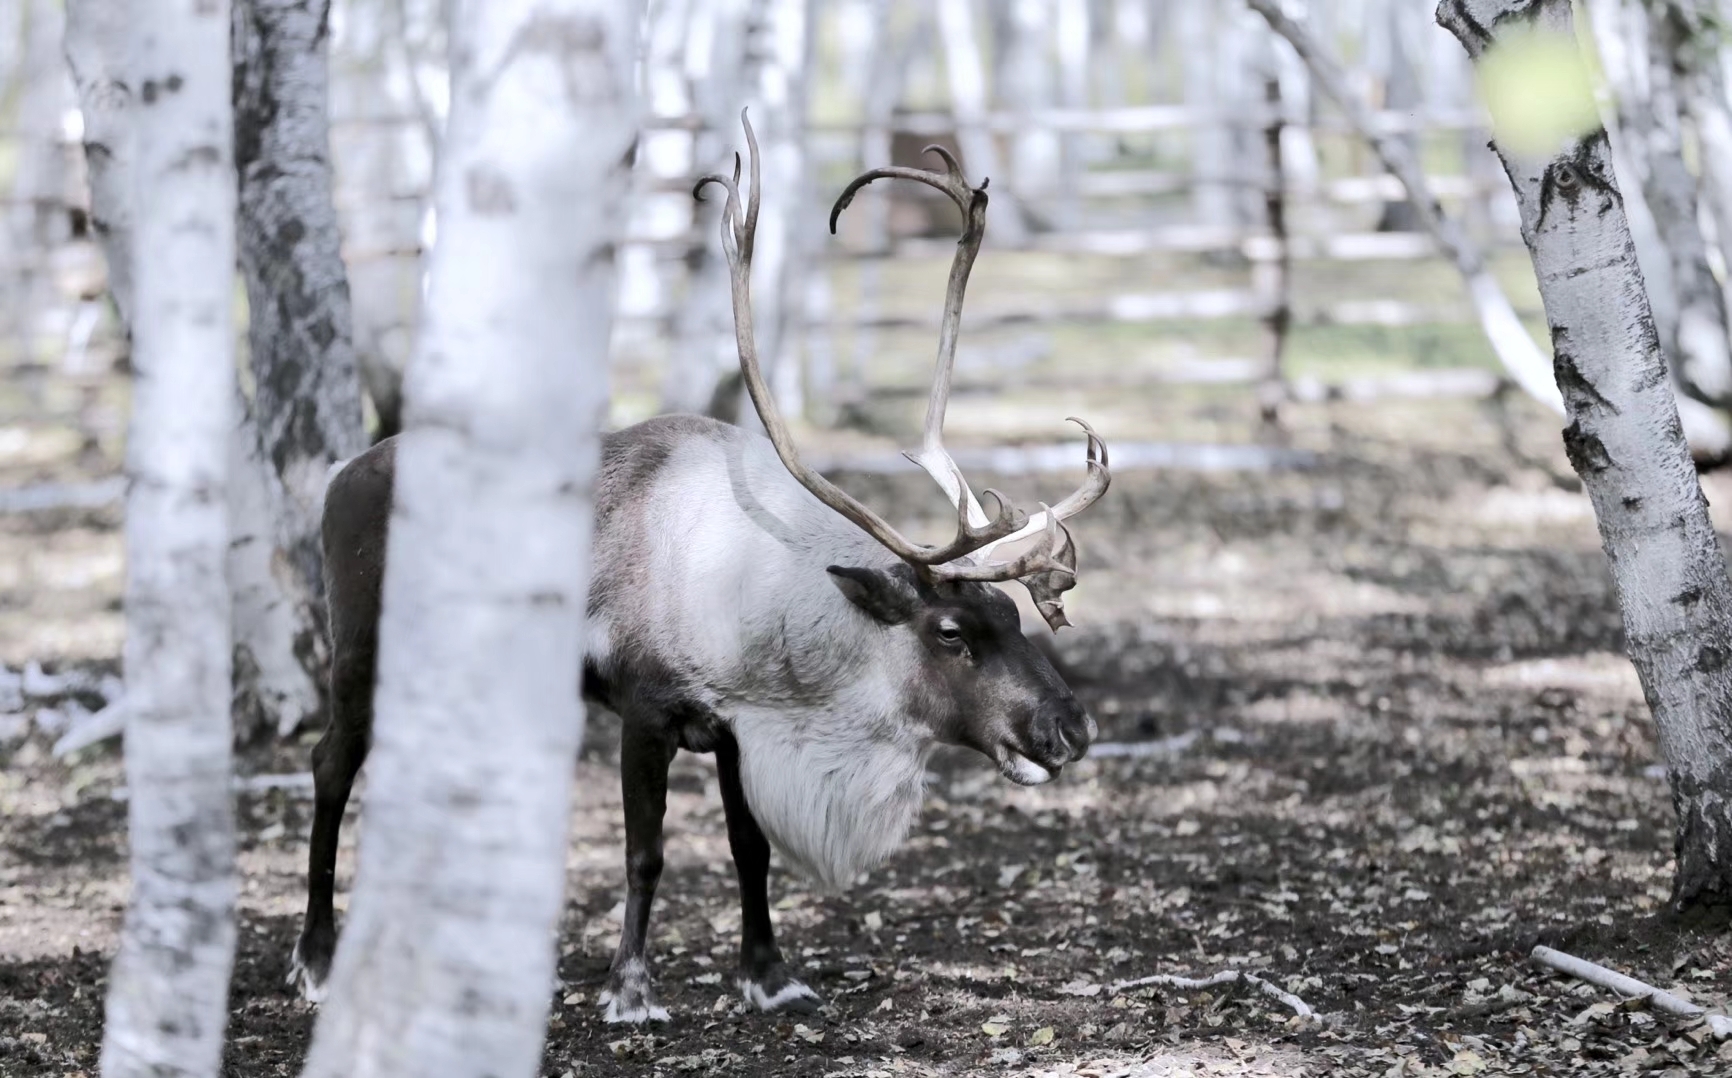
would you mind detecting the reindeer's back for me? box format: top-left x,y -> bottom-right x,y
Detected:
586,413 -> 888,703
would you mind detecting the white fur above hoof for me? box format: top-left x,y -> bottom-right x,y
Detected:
739,977 -> 820,1013
600,960 -> 670,1024
285,944 -> 328,1005
599,989 -> 671,1025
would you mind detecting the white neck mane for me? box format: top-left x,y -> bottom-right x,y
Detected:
727,683 -> 934,892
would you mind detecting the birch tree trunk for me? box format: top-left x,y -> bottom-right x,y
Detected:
1003,0 -> 1060,218
1678,18 -> 1732,290
665,0 -> 756,417
1661,0 -> 1732,385
98,0 -> 239,1073
1440,0 -> 1732,917
5,0 -> 72,360
330,0 -> 436,440
1615,0 -> 1732,410
1249,0 -> 1565,415
232,0 -> 368,741
936,0 -> 1028,244
297,0 -> 639,1072
1375,0 -> 1424,234
64,0 -> 135,326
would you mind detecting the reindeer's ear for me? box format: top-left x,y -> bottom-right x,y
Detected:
827,565 -> 918,626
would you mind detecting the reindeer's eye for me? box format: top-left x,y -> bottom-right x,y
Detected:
935,619 -> 965,649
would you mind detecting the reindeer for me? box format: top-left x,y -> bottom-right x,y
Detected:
288,112 -> 1110,1023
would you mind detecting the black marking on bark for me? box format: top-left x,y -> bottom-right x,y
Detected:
1561,421 -> 1611,474
1622,495 -> 1642,510
1698,645 -> 1728,672
141,79 -> 159,105
1668,767 -> 1732,918
1537,131 -> 1618,231
1552,350 -> 1617,414
1675,585 -> 1704,606
1439,0 -> 1492,51
166,74 -> 184,94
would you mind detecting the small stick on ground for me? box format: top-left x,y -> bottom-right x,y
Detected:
1111,969 -> 1316,1021
1532,945 -> 1732,1038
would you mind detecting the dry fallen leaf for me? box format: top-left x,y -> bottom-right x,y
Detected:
1029,1026 -> 1054,1046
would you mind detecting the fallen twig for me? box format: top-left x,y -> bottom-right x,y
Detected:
1111,969 -> 1316,1021
1531,945 -> 1732,1038
52,699 -> 127,757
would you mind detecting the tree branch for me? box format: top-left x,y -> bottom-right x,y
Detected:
1532,946 -> 1732,1038
1111,968 -> 1317,1020
1245,0 -> 1564,416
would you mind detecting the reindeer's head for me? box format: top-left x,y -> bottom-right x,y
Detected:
700,111 -> 1111,783
827,564 -> 1094,783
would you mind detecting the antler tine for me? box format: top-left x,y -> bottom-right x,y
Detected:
696,110 -> 1003,569
931,505 -> 1076,584
827,145 -> 981,234
971,417 -> 1114,564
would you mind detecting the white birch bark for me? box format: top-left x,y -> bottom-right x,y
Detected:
297,0 -> 639,1072
936,0 -> 1028,244
64,0 -> 306,753
664,0 -> 756,416
1003,0 -> 1060,216
64,0 -> 135,326
330,0 -> 436,439
5,0 -> 72,357
1179,1 -> 1253,230
1374,0 -> 1424,234
98,0 -> 239,1074
1440,0 -> 1732,915
1053,0 -> 1088,228
1660,0 -> 1732,398
1609,0 -> 1732,408
231,0 -> 368,741
1585,0 -> 1732,455
1250,0 -> 1565,415
844,0 -> 906,402
617,0 -> 690,339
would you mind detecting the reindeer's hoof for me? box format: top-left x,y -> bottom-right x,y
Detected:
287,934 -> 331,1005
739,965 -> 820,1014
600,959 -> 670,1024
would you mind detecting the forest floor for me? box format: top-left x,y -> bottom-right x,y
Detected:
5,384 -> 1732,1078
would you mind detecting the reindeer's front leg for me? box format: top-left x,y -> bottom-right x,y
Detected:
602,717 -> 678,1023
715,733 -> 820,1013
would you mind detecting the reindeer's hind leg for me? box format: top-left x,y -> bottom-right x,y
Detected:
715,734 -> 819,1014
601,717 -> 678,1023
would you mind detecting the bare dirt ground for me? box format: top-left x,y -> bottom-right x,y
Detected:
5,385 -> 1732,1078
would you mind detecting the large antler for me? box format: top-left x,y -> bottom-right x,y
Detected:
828,134 -> 1112,629
697,110 -> 1109,627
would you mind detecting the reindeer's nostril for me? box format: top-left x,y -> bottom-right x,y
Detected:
1043,698 -> 1092,761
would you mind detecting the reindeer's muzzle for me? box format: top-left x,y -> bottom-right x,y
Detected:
1001,696 -> 1095,786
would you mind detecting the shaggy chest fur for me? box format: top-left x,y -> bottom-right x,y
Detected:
728,702 -> 934,892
